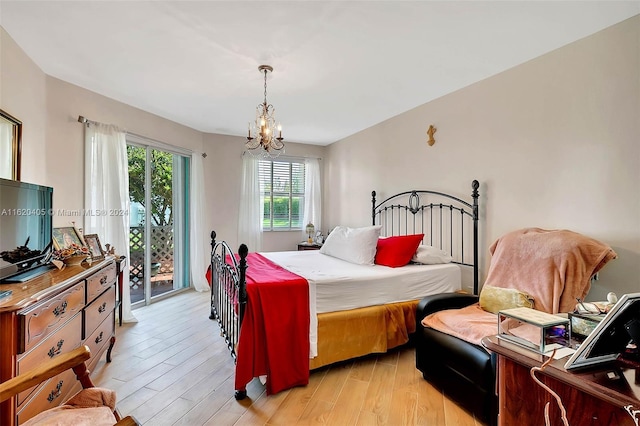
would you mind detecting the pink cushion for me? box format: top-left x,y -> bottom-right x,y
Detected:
66,387 -> 116,410
23,406 -> 116,425
23,387 -> 117,426
375,234 -> 424,267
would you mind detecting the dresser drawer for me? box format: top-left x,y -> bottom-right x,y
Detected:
85,314 -> 114,367
19,282 -> 85,354
16,368 -> 80,425
16,314 -> 82,405
84,285 -> 115,339
86,263 -> 116,302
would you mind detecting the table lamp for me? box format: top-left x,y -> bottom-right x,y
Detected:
305,223 -> 315,244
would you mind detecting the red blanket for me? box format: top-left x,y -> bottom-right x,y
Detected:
234,253 -> 310,395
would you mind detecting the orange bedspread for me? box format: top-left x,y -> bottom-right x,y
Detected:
310,300 -> 418,370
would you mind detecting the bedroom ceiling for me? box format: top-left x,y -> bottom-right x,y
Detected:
0,1 -> 638,146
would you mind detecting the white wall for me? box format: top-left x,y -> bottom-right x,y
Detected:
1,23 -> 327,280
325,16 -> 640,299
203,132 -> 326,252
3,16 -> 638,300
1,25 -> 207,224
44,77 -> 205,228
1,26 -> 210,279
0,27 -> 47,185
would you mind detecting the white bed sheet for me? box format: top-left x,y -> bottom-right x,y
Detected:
263,250 -> 461,313
261,250 -> 461,357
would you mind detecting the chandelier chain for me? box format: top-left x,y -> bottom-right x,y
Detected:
264,69 -> 268,104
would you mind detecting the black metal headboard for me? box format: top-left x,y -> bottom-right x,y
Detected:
371,180 -> 480,294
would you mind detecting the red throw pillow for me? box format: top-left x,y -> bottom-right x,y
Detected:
374,234 -> 424,267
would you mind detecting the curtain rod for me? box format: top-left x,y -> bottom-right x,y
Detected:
77,115 -> 99,126
78,115 -> 207,158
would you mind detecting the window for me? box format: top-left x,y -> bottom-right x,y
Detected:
259,159 -> 305,230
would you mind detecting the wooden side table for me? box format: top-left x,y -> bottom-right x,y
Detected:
482,335 -> 640,426
297,243 -> 323,251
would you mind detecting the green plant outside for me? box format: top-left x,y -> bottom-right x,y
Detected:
263,196 -> 303,229
127,146 -> 174,226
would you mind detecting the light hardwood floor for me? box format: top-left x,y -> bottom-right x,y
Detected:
92,290 -> 486,425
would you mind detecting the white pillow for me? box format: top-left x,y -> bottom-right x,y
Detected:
411,245 -> 453,264
319,225 -> 382,265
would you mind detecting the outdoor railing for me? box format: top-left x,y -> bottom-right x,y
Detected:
129,225 -> 174,290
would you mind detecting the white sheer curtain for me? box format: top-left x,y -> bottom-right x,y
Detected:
84,123 -> 136,323
238,154 -> 263,251
302,158 -> 322,242
190,152 -> 209,292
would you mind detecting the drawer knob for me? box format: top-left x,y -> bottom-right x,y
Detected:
47,380 -> 63,403
100,276 -> 107,285
53,301 -> 68,317
98,302 -> 107,313
47,339 -> 64,358
95,332 -> 104,344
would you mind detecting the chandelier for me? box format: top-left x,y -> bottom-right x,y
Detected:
246,65 -> 285,158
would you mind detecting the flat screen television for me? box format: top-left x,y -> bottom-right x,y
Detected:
0,178 -> 54,282
564,292 -> 640,370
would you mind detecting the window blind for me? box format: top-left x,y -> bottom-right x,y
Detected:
259,159 -> 305,230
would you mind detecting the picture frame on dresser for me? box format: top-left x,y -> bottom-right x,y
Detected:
83,234 -> 105,261
52,226 -> 85,250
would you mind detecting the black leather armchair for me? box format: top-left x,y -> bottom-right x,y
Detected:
415,293 -> 497,425
415,228 -> 618,426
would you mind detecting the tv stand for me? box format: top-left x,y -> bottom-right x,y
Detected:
3,264 -> 55,283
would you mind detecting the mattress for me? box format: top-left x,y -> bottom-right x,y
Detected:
261,250 -> 461,357
262,250 -> 461,313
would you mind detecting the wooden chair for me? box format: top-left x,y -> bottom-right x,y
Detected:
0,345 -> 138,425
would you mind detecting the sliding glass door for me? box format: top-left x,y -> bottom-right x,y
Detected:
127,143 -> 190,306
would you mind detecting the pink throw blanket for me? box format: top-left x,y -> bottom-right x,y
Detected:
423,304 -> 497,346
482,228 -> 617,314
422,228 -> 617,346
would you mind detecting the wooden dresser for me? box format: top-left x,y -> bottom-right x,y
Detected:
0,257 -> 118,425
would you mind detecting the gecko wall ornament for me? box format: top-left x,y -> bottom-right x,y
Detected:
427,125 -> 437,146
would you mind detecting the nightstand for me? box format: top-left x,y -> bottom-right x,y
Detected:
298,242 -> 323,251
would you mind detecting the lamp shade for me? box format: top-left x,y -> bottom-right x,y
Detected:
305,223 -> 315,235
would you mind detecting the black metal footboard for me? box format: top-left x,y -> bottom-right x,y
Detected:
208,230 -> 248,360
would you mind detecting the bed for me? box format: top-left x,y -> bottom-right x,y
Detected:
208,180 -> 480,399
